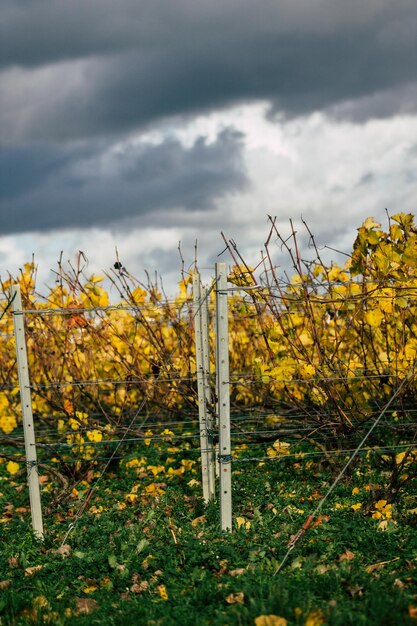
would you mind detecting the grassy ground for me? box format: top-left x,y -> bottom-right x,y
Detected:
1,441 -> 417,625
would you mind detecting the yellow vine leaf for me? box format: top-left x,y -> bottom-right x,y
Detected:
362,217 -> 381,230
157,584 -> 169,601
6,461 -> 20,475
235,517 -> 251,530
254,617 -> 287,626
305,609 -> 325,626
364,309 -> 384,327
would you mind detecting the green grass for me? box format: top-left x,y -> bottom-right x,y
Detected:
1,448 -> 417,625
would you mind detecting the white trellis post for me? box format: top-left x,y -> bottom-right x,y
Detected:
215,263 -> 232,531
11,284 -> 44,539
193,273 -> 215,502
201,283 -> 216,498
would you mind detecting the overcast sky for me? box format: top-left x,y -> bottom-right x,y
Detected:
1,0 -> 416,295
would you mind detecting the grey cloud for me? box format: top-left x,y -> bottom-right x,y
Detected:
0,145 -> 92,200
357,172 -> 375,187
0,129 -> 247,234
1,0 -> 416,143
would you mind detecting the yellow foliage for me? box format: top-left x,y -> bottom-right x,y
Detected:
86,429 -> 103,442
364,309 -> 384,327
144,483 -> 165,496
2,212 -> 417,447
157,584 -> 169,601
6,461 -> 20,475
372,500 -> 393,520
167,466 -> 185,477
305,609 -> 325,626
254,616 -> 288,626
0,415 -> 17,435
147,465 -> 165,476
228,265 -> 255,287
267,440 -> 290,458
236,516 -> 251,530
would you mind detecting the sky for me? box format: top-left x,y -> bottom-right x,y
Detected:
1,0 -> 417,297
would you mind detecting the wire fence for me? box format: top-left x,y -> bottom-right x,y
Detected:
2,264 -> 417,539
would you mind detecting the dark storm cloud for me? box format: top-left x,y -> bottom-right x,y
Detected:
0,129 -> 247,234
1,0 -> 416,143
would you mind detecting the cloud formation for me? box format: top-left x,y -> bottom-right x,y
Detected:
1,1 -> 416,296
0,129 -> 247,233
1,0 -> 416,143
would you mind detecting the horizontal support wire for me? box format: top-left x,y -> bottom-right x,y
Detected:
1,369 -> 411,392
5,283 -> 417,318
10,300 -> 195,316
28,375 -> 196,389
2,407 -> 415,437
230,372 -> 410,380
232,442 -> 417,464
4,441 -> 414,466
3,419 -> 415,446
36,432 -> 201,449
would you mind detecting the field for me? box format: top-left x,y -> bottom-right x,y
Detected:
2,214 -> 417,624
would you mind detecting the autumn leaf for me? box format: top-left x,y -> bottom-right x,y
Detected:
362,217 -> 381,230
254,617 -> 287,626
56,544 -> 71,558
409,605 -> 417,621
229,568 -> 246,577
225,592 -> 245,605
235,516 -> 251,530
6,461 -> 20,475
339,550 -> 355,562
32,596 -> 49,609
68,313 -> 88,329
24,565 -> 43,577
391,213 -> 414,228
305,608 -> 325,626
130,581 -> 149,594
364,309 -> 384,327
75,598 -> 98,615
157,584 -> 169,601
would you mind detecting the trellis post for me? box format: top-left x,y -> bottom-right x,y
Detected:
215,263 -> 232,531
11,284 -> 44,539
193,273 -> 215,502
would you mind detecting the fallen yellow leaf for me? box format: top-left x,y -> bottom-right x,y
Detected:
236,517 -> 251,529
339,550 -> 355,562
6,461 -> 20,475
305,608 -> 325,626
157,584 -> 169,601
254,616 -> 287,626
225,592 -> 245,605
24,565 -> 43,577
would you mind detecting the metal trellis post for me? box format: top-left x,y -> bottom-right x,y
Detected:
11,284 -> 44,539
215,263 -> 232,531
201,284 -> 216,498
193,273 -> 215,502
